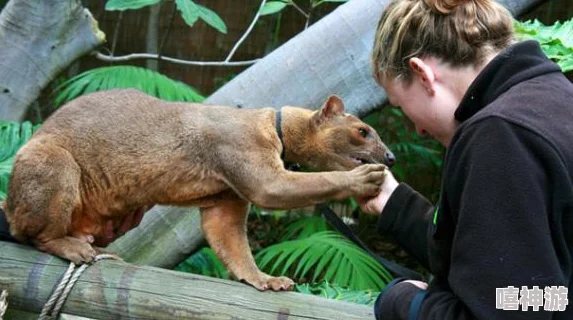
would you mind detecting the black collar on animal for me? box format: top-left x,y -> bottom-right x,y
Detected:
275,109 -> 301,171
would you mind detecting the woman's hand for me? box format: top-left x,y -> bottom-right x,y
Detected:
355,169 -> 399,215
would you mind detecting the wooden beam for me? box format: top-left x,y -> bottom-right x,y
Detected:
0,242 -> 374,320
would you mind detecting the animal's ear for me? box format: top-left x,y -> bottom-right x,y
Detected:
312,95 -> 345,125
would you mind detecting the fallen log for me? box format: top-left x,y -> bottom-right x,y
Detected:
0,241 -> 375,320
106,206 -> 204,268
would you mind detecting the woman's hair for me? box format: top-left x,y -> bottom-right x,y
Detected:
372,0 -> 514,84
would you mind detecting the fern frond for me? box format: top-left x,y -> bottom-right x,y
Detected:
53,66 -> 205,108
256,231 -> 393,291
280,215 -> 330,241
295,281 -> 381,306
0,121 -> 41,200
175,247 -> 229,279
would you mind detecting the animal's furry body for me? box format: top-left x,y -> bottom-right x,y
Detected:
3,89 -> 393,290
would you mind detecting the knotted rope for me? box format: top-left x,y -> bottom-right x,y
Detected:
38,254 -> 121,320
0,289 -> 7,319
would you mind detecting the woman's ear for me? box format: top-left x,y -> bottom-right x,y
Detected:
409,57 -> 435,95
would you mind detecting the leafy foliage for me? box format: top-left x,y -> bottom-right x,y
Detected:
194,3 -> 227,33
175,242 -> 383,306
514,18 -> 573,73
106,0 -> 160,11
174,0 -> 201,27
280,215 -> 330,241
53,66 -> 205,108
175,247 -> 230,280
260,1 -> 289,15
255,231 -> 393,291
106,0 -> 227,33
177,214 -> 394,292
0,121 -> 41,200
259,0 -> 348,16
295,281 -> 381,306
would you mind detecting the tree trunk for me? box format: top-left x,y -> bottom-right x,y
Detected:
112,0 -> 548,267
106,206 -> 205,268
206,0 -> 390,116
0,242 -> 374,320
206,0 -> 547,116
0,0 -> 105,121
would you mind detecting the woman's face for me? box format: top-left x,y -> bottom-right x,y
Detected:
379,58 -> 463,147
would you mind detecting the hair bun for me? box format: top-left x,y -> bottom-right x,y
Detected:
424,0 -> 471,14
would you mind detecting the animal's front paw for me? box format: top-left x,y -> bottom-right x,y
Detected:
348,164 -> 388,197
241,274 -> 295,291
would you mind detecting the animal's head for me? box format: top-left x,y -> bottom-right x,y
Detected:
296,95 -> 395,171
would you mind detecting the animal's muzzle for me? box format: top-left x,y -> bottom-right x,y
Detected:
384,151 -> 396,167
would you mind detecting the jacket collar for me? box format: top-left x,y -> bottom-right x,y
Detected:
454,40 -> 561,123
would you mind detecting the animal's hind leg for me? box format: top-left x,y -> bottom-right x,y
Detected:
6,143 -> 96,264
35,237 -> 97,264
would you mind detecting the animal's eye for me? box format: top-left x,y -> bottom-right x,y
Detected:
358,128 -> 368,138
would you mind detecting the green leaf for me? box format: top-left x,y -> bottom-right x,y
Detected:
281,216 -> 330,241
322,251 -> 343,282
259,1 -> 288,16
256,231 -> 393,291
559,57 -> 573,72
197,4 -> 227,34
175,247 -> 229,279
294,281 -> 381,306
312,0 -> 347,8
312,246 -> 337,282
53,66 -> 204,108
175,0 -> 200,27
0,121 -> 41,200
514,18 -> 573,73
281,245 -> 310,275
105,0 -> 161,11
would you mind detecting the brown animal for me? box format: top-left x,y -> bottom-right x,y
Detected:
3,89 -> 394,291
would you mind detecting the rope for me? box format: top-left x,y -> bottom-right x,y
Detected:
0,289 -> 8,319
38,254 -> 121,320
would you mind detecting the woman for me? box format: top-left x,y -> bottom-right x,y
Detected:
359,0 -> 573,318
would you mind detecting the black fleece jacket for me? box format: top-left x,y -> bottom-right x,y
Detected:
375,40 -> 573,319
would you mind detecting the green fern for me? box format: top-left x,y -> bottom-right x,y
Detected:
176,245 -> 384,305
53,65 -> 205,108
175,247 -> 230,279
0,121 -> 41,201
295,281 -> 381,306
255,231 -> 393,291
280,215 -> 330,241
